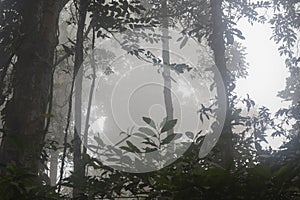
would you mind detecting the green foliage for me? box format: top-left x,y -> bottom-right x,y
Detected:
0,164 -> 65,200
1,0 -> 300,199
88,0 -> 159,37
119,117 -> 181,153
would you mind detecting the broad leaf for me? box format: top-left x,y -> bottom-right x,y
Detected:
142,117 -> 156,129
180,36 -> 188,49
185,131 -> 194,139
138,127 -> 157,137
94,136 -> 104,146
120,146 -> 134,153
126,141 -> 141,153
161,134 -> 177,145
161,119 -> 177,133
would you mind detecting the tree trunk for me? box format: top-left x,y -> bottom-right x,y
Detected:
73,0 -> 89,197
161,0 -> 174,135
0,0 -> 67,175
209,0 -> 234,169
83,29 -> 96,156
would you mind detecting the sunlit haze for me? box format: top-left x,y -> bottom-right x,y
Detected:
237,19 -> 289,113
236,19 -> 290,149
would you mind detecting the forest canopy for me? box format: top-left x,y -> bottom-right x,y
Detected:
0,0 -> 299,199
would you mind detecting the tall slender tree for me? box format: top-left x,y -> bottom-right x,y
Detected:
72,0 -> 90,197
209,0 -> 234,168
161,0 -> 174,135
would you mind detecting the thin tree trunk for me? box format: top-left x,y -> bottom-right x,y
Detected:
83,29 -> 96,156
209,0 -> 234,169
161,0 -> 174,135
73,0 -> 89,197
0,0 -> 67,175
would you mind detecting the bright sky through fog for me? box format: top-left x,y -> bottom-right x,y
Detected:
236,19 -> 289,113
236,19 -> 291,149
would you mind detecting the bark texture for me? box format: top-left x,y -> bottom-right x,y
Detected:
0,0 -> 68,174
